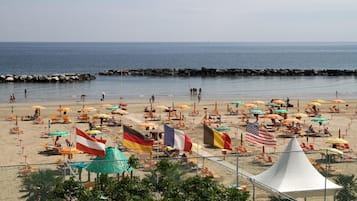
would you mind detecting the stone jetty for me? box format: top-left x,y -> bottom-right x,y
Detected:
98,68 -> 357,77
0,73 -> 96,83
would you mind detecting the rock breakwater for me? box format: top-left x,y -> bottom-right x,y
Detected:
0,73 -> 96,83
98,68 -> 357,77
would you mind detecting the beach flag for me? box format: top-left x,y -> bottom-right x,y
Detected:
203,124 -> 232,150
164,124 -> 192,152
76,128 -> 106,157
123,125 -> 154,153
245,122 -> 277,146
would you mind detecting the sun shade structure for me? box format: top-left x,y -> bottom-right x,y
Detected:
86,147 -> 133,174
251,137 -> 341,198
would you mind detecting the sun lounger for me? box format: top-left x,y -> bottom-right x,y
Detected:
50,114 -> 61,124
62,115 -> 72,124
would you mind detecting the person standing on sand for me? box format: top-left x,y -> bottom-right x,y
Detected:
24,88 -> 27,98
102,92 -> 105,101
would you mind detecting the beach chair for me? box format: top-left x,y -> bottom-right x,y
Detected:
50,114 -> 60,124
77,113 -> 89,123
309,144 -> 316,151
62,115 -> 72,124
300,142 -> 307,149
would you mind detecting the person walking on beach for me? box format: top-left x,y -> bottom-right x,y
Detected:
198,93 -> 201,104
24,88 -> 27,98
151,94 -> 155,103
101,92 -> 105,101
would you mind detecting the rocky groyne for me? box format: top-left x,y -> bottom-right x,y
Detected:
0,73 -> 96,83
98,68 -> 357,77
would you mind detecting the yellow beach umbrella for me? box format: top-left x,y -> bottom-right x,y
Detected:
80,106 -> 97,112
85,130 -> 102,135
60,147 -> 82,155
93,113 -> 111,119
272,99 -> 285,105
312,99 -> 326,104
319,148 -> 343,155
282,118 -> 302,125
308,102 -> 321,107
176,104 -> 191,110
325,138 -> 348,144
101,104 -> 113,108
332,99 -> 346,104
112,109 -> 129,115
32,105 -> 46,110
292,113 -> 308,118
252,100 -> 265,105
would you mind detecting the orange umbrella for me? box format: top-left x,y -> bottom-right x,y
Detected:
264,114 -> 283,119
272,99 -> 285,105
60,147 -> 82,155
312,99 -> 326,104
282,118 -> 302,125
101,103 -> 113,108
177,104 -> 191,110
308,102 -> 321,107
244,103 -> 258,109
32,105 -> 46,110
138,122 -> 157,128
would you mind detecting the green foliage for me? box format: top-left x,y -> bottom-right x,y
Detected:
21,169 -> 62,201
334,174 -> 357,201
51,176 -> 86,200
128,154 -> 140,178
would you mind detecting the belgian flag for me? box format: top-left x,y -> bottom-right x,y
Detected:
203,124 -> 232,150
123,125 -> 154,153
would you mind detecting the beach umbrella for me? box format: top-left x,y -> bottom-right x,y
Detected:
319,148 -> 343,156
57,107 -> 71,112
311,117 -> 328,123
265,102 -> 278,107
155,105 -> 169,110
106,105 -> 120,111
250,109 -> 265,115
48,130 -> 69,137
252,100 -> 265,105
101,104 -> 113,108
273,109 -> 289,114
60,147 -> 82,155
32,105 -> 46,110
93,113 -> 111,119
308,102 -> 321,107
86,147 -> 133,174
312,99 -> 326,104
176,104 -> 191,110
244,103 -> 258,109
214,126 -> 231,131
264,114 -> 283,119
85,130 -> 103,135
138,122 -> 157,128
325,138 -> 348,144
112,109 -> 129,115
332,99 -> 346,104
292,113 -> 308,118
80,106 -> 97,112
272,99 -> 285,105
282,118 -> 302,125
230,100 -> 244,105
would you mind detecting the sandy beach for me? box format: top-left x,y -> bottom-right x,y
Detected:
1,97 -> 356,200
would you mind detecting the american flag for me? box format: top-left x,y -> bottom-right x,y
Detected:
245,122 -> 277,146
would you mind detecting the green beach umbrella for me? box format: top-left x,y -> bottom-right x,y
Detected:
250,109 -> 265,115
86,147 -> 133,174
48,130 -> 69,137
230,100 -> 244,105
106,105 -> 120,111
311,117 -> 329,123
274,109 -> 289,114
214,126 -> 231,131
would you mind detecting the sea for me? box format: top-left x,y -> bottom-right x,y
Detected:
1,42 -> 357,103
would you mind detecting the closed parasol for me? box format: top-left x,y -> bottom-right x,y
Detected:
325,138 -> 348,144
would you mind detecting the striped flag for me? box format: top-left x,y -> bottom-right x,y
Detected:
164,124 -> 192,152
245,122 -> 277,146
123,125 -> 154,153
204,124 -> 232,150
76,128 -> 106,157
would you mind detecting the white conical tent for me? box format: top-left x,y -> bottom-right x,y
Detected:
251,137 -> 342,198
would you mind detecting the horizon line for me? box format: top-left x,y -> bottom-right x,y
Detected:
1,41 -> 357,44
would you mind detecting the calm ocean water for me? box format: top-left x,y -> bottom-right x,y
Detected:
1,42 -> 357,103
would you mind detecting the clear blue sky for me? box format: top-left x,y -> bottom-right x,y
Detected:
1,0 -> 356,42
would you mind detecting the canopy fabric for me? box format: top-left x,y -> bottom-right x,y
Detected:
251,137 -> 341,198
86,147 -> 133,174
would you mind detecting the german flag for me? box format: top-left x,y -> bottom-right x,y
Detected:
123,125 -> 154,153
203,124 -> 232,150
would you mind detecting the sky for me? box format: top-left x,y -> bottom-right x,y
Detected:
0,0 -> 357,42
